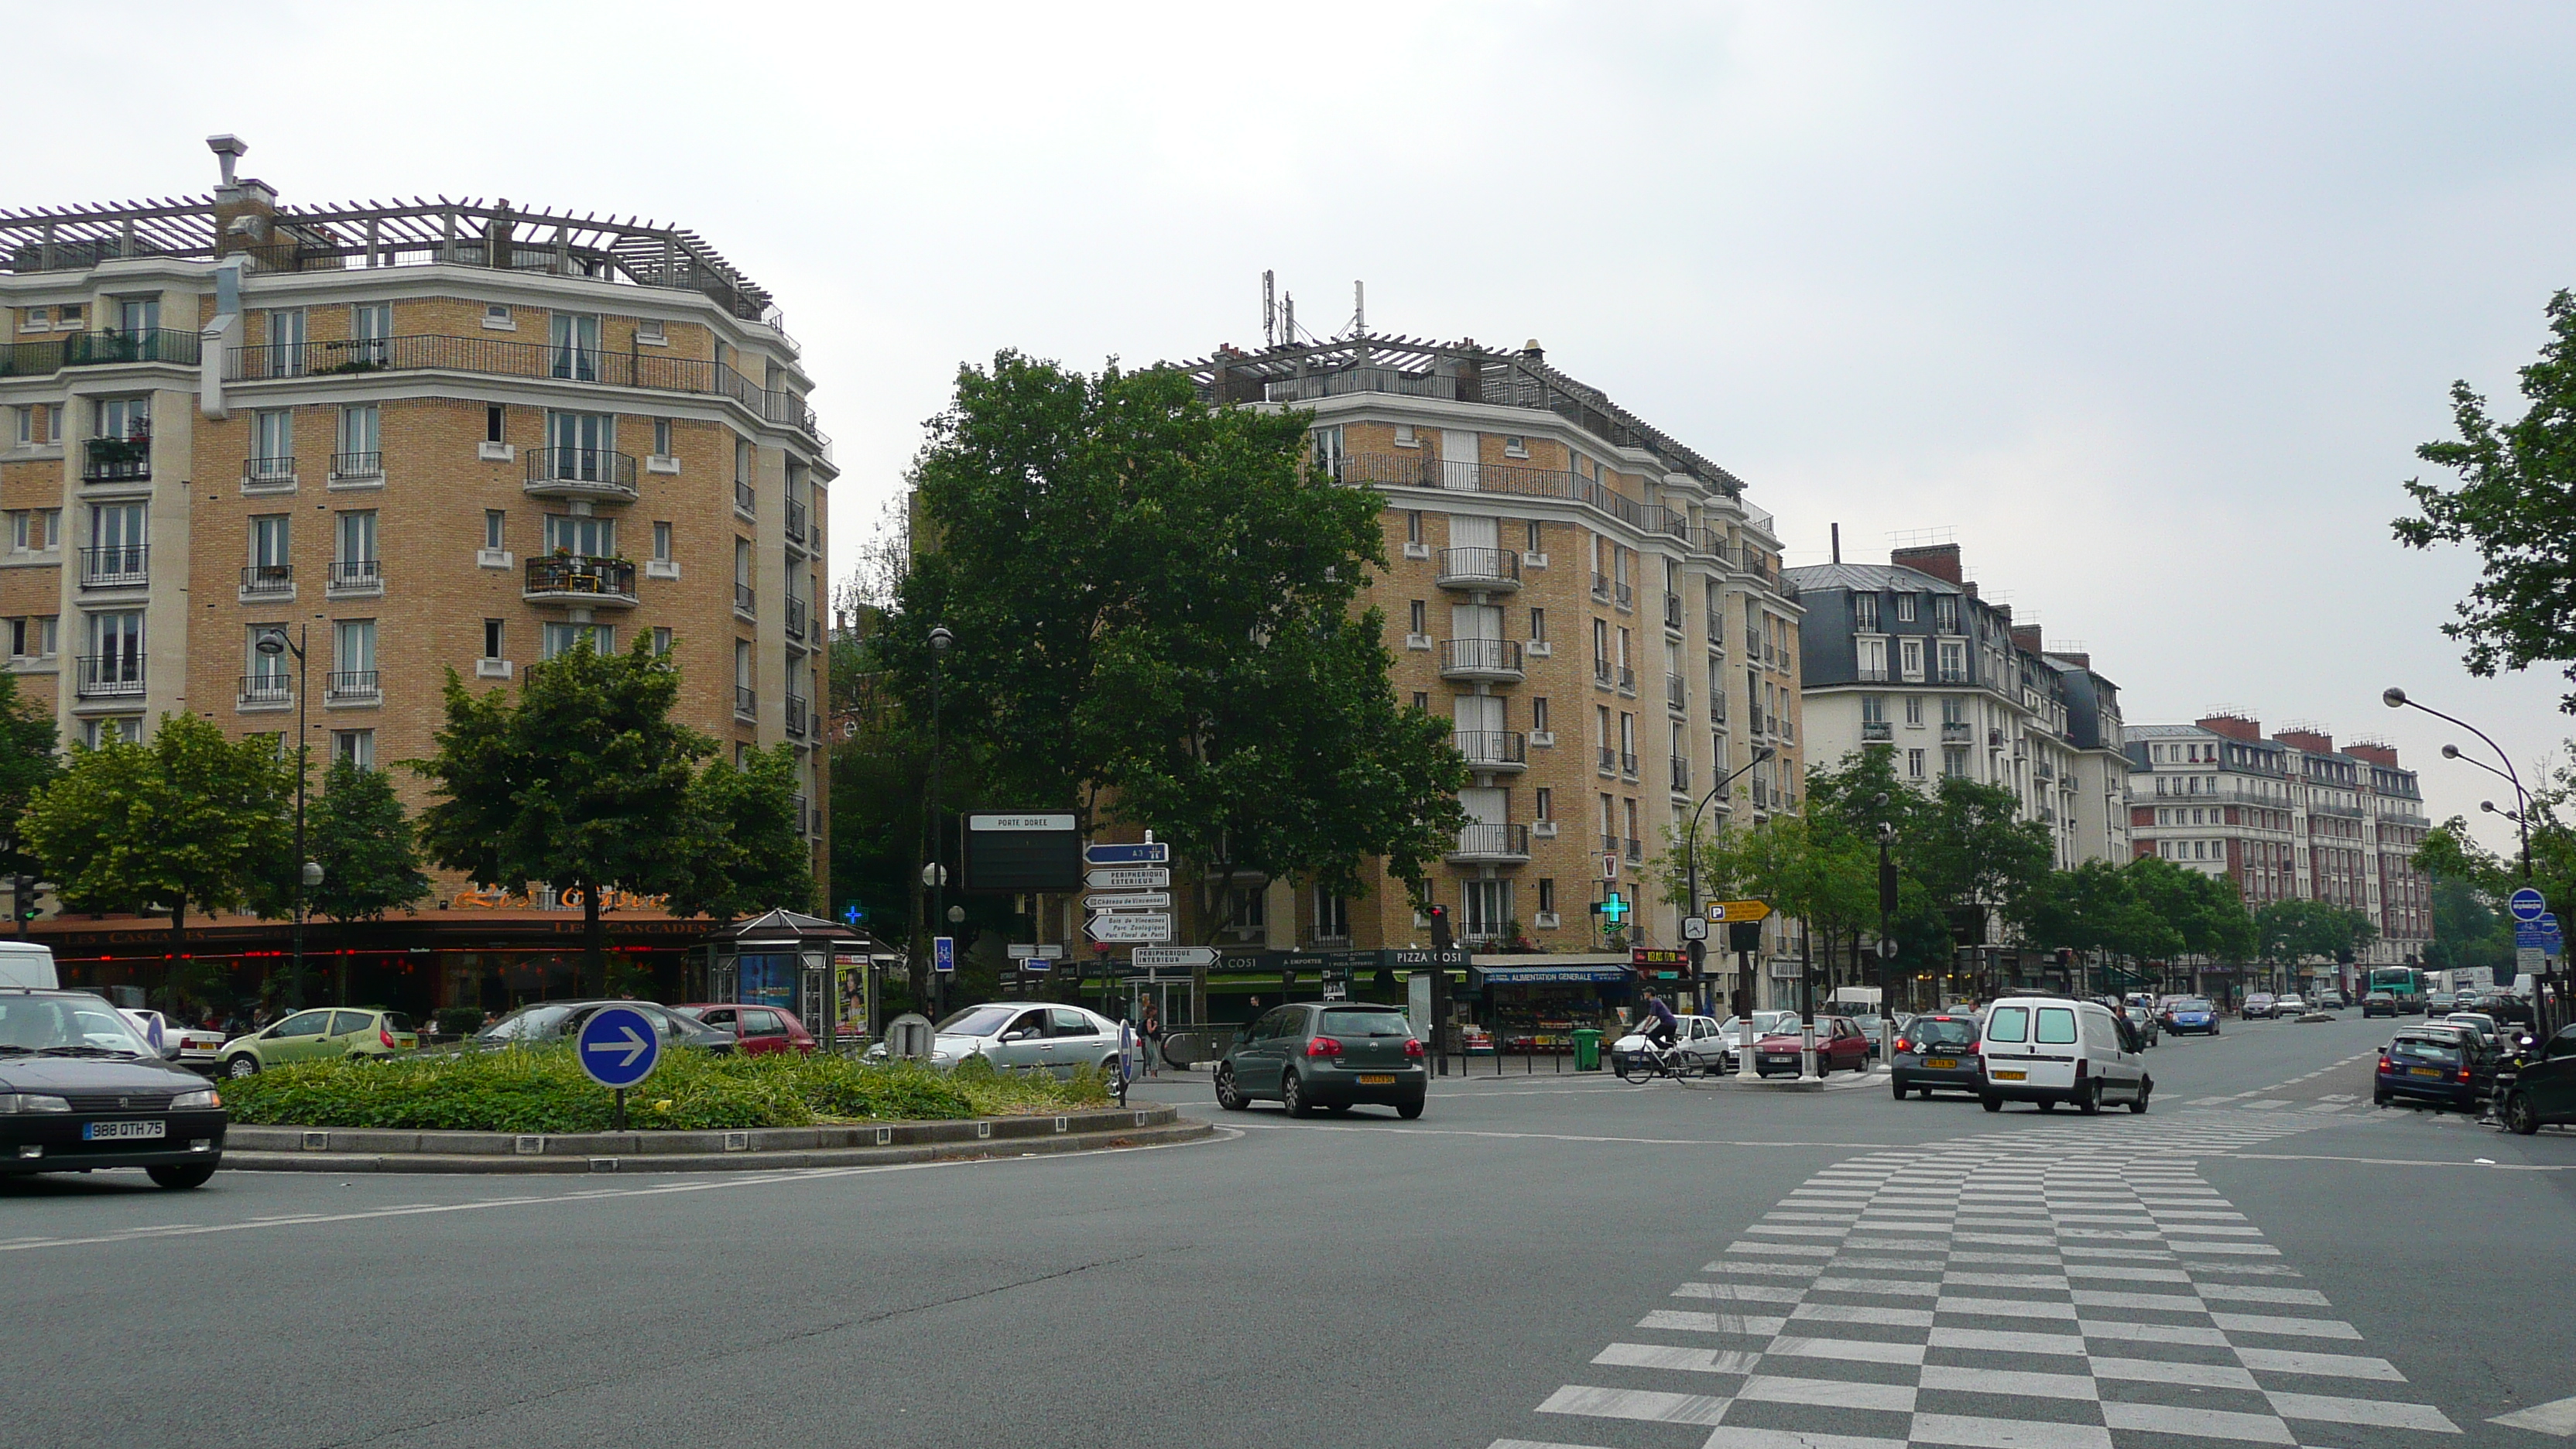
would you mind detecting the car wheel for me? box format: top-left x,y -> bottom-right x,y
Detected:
1281,1070 -> 1312,1118
2505,1092 -> 2542,1136
1099,1056 -> 1122,1087
146,1164 -> 216,1190
2129,1079 -> 2152,1115
1213,1065 -> 1247,1112
223,1054 -> 259,1079
1397,1097 -> 1425,1120
2037,1097 -> 2057,1112
2078,1081 -> 2103,1116
2372,1091 -> 2389,1108
1981,1094 -> 2002,1112
1920,1087 -> 1935,1100
1893,1080 -> 1909,1102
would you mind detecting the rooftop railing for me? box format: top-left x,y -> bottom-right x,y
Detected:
1331,452 -> 1687,542
0,327 -> 200,377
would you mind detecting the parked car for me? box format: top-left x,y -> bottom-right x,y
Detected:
1214,1002 -> 1426,1118
2362,990 -> 2399,1018
1709,1011 -> 1800,1071
1608,1012 -> 1722,1076
1979,996 -> 2152,1114
863,1002 -> 1124,1079
2160,998 -> 2221,1036
2242,993 -> 2278,1020
670,1004 -> 815,1056
119,1009 -> 229,1074
2499,1023 -> 2576,1134
1850,1013 -> 1889,1060
0,988 -> 228,1189
1890,1013 -> 1982,1099
2122,1005 -> 2160,1047
221,1007 -> 419,1078
2376,1030 -> 2483,1113
2442,1012 -> 2506,1054
1752,1016 -> 1870,1077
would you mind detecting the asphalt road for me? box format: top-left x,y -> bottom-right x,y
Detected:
9,1012 -> 2572,1448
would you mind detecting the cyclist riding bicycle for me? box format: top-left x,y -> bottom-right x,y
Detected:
1640,990 -> 1680,1053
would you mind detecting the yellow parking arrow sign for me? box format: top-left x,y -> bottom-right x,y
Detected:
1705,899 -> 1772,923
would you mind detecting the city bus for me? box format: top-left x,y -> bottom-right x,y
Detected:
2367,965 -> 2429,1014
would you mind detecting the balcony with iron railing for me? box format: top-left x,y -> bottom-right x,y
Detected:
228,334 -> 827,450
82,435 -> 150,484
784,596 -> 810,642
735,583 -> 757,618
1601,831 -> 1621,855
523,554 -> 638,607
1856,664 -> 1889,682
1621,751 -> 1640,779
242,455 -> 296,490
786,694 -> 809,738
1862,721 -> 1894,742
1663,592 -> 1683,630
1439,638 -> 1523,682
1665,673 -> 1686,711
238,673 -> 290,708
327,558 -> 384,596
1670,757 -> 1691,793
1616,665 -> 1636,696
1591,572 -> 1611,603
1446,822 -> 1532,864
0,328 -> 201,379
1330,452 -> 1684,541
1598,745 -> 1618,776
1454,730 -> 1527,772
735,685 -> 759,719
75,653 -> 144,699
735,480 -> 756,517
331,451 -> 383,481
1941,721 -> 1973,742
1614,581 -> 1635,611
327,670 -> 381,704
1435,546 -> 1520,592
77,544 -> 147,590
1625,837 -> 1644,863
241,564 -> 293,598
524,447 -> 640,502
785,497 -> 809,548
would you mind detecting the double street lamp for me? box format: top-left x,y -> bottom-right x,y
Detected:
1680,745 -> 1775,1011
2386,685 -> 2553,1032
253,627 -> 324,1006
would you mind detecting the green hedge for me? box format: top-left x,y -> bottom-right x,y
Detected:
219,1045 -> 1112,1134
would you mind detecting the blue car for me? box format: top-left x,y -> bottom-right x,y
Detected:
2376,1031 -> 2481,1112
2160,997 -> 2221,1036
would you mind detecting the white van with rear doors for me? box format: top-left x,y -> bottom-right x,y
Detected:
1978,996 -> 2151,1115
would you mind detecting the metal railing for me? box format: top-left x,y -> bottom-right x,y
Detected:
75,654 -> 144,698
1454,730 -> 1527,768
77,545 -> 147,588
1665,673 -> 1686,711
524,554 -> 638,601
1332,453 -> 1685,540
1616,665 -> 1636,694
524,447 -> 639,498
785,596 -> 809,640
1591,573 -> 1611,602
1601,831 -> 1620,855
735,685 -> 758,718
735,480 -> 755,516
241,564 -> 293,595
228,334 -> 827,447
786,694 -> 809,738
1614,581 -> 1635,611
327,670 -> 381,701
1670,757 -> 1691,792
0,328 -> 201,378
1941,721 -> 1972,742
331,451 -> 383,479
735,582 -> 756,616
242,456 -> 296,485
1435,546 -> 1519,589
1598,746 -> 1618,775
1439,638 -> 1523,677
1663,593 -> 1683,629
330,559 -> 383,591
1448,823 -> 1532,860
1621,751 -> 1639,778
786,497 -> 808,543
82,437 -> 149,483
1624,837 -> 1644,863
238,673 -> 291,706
1856,665 -> 1889,682
1862,721 -> 1894,742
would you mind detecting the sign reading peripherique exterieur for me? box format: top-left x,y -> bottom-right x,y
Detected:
1087,867 -> 1170,891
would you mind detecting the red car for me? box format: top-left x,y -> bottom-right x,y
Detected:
1752,1015 -> 1871,1077
671,1004 -> 817,1056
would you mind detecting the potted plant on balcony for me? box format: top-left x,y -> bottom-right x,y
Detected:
87,434 -> 149,469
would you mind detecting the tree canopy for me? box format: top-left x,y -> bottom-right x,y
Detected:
306,761 -> 432,926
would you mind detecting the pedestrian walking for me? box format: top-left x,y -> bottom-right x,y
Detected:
1141,998 -> 1163,1078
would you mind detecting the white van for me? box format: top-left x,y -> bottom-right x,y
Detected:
0,940 -> 57,989
1978,995 -> 2150,1115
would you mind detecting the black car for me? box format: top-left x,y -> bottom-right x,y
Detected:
1890,1013 -> 1982,1099
2501,1023 -> 2576,1135
2376,1029 -> 2485,1113
1214,1002 -> 1427,1118
1,988 -> 228,1189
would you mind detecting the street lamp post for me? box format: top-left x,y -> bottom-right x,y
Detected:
2387,687 -> 2551,1031
1682,745 -> 1774,1014
255,626 -> 313,1008
927,625 -> 953,1020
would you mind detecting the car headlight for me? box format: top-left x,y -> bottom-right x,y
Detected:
0,1093 -> 70,1114
170,1088 -> 221,1111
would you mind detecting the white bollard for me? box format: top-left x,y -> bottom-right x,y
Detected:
1800,1023 -> 1818,1081
1738,1017 -> 1759,1079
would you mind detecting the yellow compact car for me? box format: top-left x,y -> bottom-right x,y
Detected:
220,1008 -> 417,1077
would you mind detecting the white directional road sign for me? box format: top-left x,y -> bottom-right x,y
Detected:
1085,891 -> 1171,911
1087,866 -> 1170,890
1131,946 -> 1218,969
1005,943 -> 1067,960
1084,913 -> 1173,944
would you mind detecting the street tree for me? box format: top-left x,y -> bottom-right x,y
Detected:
661,744 -> 812,923
883,352 -> 1467,953
298,760 -> 433,1006
0,670 -> 57,885
21,713 -> 293,945
1911,776 -> 2055,937
2395,289 -> 2576,712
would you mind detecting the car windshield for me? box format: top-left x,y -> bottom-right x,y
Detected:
478,1005 -> 575,1043
2177,999 -> 2213,1012
1910,1018 -> 1978,1046
937,1006 -> 1018,1037
1318,1009 -> 1411,1037
0,995 -> 156,1056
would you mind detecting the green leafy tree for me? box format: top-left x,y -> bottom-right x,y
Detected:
21,713 -> 292,946
2395,289 -> 2576,711
293,761 -> 433,1005
2126,855 -> 2257,964
884,352 -> 1467,957
662,744 -> 813,922
1913,776 -> 2056,936
2020,860 -> 2182,969
0,670 -> 57,884
413,641 -> 707,994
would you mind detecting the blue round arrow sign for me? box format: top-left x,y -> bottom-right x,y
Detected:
575,1005 -> 663,1090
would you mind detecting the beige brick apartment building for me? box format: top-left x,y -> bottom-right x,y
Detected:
0,140 -> 829,999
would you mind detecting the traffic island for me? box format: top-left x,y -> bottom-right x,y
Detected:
223,1104 -> 1210,1173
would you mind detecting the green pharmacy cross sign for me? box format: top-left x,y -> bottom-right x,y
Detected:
1596,892 -> 1630,927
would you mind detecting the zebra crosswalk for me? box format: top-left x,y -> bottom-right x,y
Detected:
1492,1111 -> 2460,1448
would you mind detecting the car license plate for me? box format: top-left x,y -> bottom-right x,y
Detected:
2410,1067 -> 2441,1077
1927,1057 -> 1958,1070
1992,1069 -> 2027,1081
80,1120 -> 166,1141
1357,1074 -> 1396,1085
1764,1054 -> 1793,1064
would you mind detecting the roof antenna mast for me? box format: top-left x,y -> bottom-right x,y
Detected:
1262,269 -> 1276,348
1353,279 -> 1365,337
1831,522 -> 1841,565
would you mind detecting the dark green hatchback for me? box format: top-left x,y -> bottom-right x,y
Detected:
1215,1003 -> 1427,1119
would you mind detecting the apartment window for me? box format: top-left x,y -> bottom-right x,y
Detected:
266,308 -> 307,375
21,307 -> 45,331
1406,511 -> 1423,545
1463,879 -> 1510,937
1592,618 -> 1610,678
334,511 -> 379,590
84,718 -> 139,749
248,514 -> 289,583
1532,697 -> 1550,735
245,409 -> 294,478
9,615 -> 56,659
1408,600 -> 1426,635
1393,423 -> 1419,448
549,313 -> 602,382
97,396 -> 149,441
351,300 -> 392,347
333,619 -> 377,687
1943,745 -> 1968,779
1526,519 -> 1543,553
89,610 -> 143,683
1940,697 -> 1962,727
1313,887 -> 1349,941
9,509 -> 53,552
485,303 -> 512,326
1617,627 -> 1632,669
1537,878 -> 1556,915
332,729 -> 375,769
1412,692 -> 1429,712
543,410 -> 614,478
653,521 -> 673,562
485,510 -> 506,550
735,537 -> 755,613
1862,694 -> 1886,724
545,515 -> 616,557
1858,636 -> 1887,678
652,627 -> 673,656
1310,426 -> 1344,471
735,438 -> 755,485
1895,594 -> 1917,622
1535,787 -> 1553,820
1934,596 -> 1961,632
1903,695 -> 1923,725
42,403 -> 60,444
653,418 -> 673,457
1529,607 -> 1546,644
12,407 -> 26,446
637,318 -> 666,344
1596,704 -> 1612,755
1853,594 -> 1879,631
1900,637 -> 1924,680
1907,748 -> 1927,779
338,404 -> 380,468
1937,639 -> 1966,681
482,619 -> 505,659
542,622 -> 612,659
485,406 -> 505,444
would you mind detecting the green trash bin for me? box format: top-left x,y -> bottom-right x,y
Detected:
1571,1028 -> 1603,1072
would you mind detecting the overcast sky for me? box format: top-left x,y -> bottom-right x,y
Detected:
16,2 -> 2576,851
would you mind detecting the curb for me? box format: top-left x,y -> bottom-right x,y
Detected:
221,1105 -> 1207,1174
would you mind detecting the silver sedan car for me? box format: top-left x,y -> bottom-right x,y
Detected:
868,1002 -> 1128,1079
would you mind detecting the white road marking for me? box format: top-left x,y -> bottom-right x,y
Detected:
2490,1393 -> 2576,1436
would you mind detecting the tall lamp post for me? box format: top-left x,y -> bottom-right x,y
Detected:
1681,745 -> 1774,1010
255,627 -> 320,1008
926,625 -> 953,1020
2386,686 -> 2549,1030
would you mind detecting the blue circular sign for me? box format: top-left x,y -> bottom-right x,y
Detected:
2511,887 -> 2547,923
574,1005 -> 663,1089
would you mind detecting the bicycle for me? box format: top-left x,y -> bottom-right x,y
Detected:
1615,1037 -> 1712,1085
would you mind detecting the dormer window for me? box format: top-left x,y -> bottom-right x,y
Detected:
1502,434 -> 1530,458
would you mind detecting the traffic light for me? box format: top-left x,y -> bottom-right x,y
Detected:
1427,903 -> 1453,951
1728,920 -> 1762,954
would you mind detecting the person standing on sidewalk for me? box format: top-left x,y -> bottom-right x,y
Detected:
1140,998 -> 1163,1078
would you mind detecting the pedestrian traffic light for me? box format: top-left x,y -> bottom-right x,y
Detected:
1427,903 -> 1453,951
